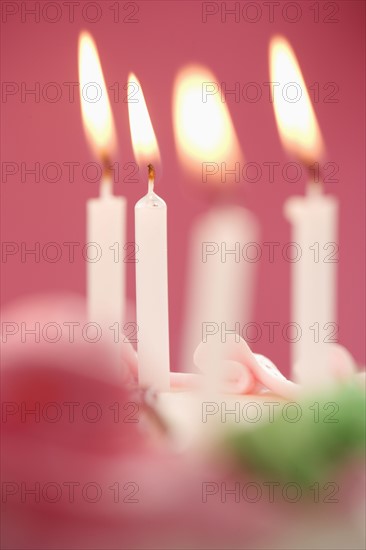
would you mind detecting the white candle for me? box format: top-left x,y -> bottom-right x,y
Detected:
127,73 -> 169,390
135,165 -> 170,390
181,204 -> 259,372
78,31 -> 126,360
171,64 -> 258,373
87,173 -> 126,334
269,35 -> 339,386
284,183 -> 338,385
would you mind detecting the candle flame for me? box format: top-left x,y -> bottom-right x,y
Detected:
127,73 -> 161,168
269,35 -> 324,165
172,64 -> 242,185
78,31 -> 117,163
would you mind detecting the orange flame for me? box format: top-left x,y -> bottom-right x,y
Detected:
269,35 -> 324,165
172,64 -> 242,185
127,73 -> 161,168
78,31 -> 117,162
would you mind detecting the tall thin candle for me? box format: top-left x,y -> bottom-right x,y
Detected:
79,31 -> 126,362
135,165 -> 170,390
127,73 -> 170,390
270,35 -> 338,386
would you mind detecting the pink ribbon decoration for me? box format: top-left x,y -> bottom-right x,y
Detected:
192,335 -> 301,400
171,360 -> 257,394
190,336 -> 362,399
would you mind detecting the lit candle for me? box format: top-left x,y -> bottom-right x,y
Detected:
127,74 -> 170,391
270,35 -> 338,386
172,64 -> 259,373
78,32 -> 126,355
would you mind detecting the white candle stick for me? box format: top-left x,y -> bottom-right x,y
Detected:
171,64 -> 259,373
269,35 -> 339,386
87,169 -> 126,335
181,204 -> 259,372
284,182 -> 338,386
78,31 -> 126,362
135,165 -> 170,390
127,73 -> 170,390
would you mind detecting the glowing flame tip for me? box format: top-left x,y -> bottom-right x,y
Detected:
269,35 -> 324,165
127,74 -> 161,169
78,31 -> 117,161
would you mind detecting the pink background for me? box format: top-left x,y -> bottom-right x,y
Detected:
1,0 -> 365,374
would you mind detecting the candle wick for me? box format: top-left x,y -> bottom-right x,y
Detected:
101,152 -> 113,176
100,153 -> 113,197
304,160 -> 324,195
148,163 -> 155,194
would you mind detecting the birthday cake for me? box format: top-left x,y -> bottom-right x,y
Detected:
2,293 -> 365,550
